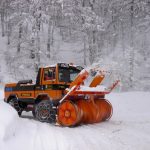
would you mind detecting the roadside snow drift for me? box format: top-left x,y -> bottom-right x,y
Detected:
0,101 -> 19,141
0,90 -> 150,150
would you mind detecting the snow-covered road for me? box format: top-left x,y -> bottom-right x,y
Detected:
0,89 -> 150,150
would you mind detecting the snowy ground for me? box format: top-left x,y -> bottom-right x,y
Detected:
0,88 -> 150,150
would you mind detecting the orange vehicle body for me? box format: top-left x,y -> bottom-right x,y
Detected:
4,64 -> 73,103
4,63 -> 119,127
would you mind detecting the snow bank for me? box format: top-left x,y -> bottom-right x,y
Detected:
0,89 -> 19,148
0,101 -> 19,141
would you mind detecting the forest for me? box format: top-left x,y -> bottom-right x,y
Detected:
0,0 -> 150,91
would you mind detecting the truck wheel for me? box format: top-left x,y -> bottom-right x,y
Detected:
35,100 -> 56,123
8,98 -> 23,116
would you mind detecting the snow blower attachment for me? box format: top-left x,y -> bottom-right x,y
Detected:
57,70 -> 119,126
4,63 -> 119,127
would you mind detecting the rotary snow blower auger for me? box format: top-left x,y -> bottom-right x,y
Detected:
4,63 -> 119,127
57,69 -> 119,127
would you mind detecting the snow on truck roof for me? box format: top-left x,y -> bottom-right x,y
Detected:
44,64 -> 57,68
44,63 -> 83,69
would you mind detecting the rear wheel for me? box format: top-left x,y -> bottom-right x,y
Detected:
35,100 -> 56,123
8,98 -> 23,116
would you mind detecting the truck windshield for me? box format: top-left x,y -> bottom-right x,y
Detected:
59,67 -> 81,82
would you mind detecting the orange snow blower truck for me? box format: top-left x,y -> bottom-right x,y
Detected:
4,63 -> 119,126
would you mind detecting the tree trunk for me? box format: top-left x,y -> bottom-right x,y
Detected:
88,31 -> 96,64
83,34 -> 86,66
30,37 -> 35,59
1,9 -> 5,37
7,20 -> 11,45
121,21 -> 125,57
17,24 -> 22,52
47,19 -> 51,58
36,31 -> 40,72
129,0 -> 135,89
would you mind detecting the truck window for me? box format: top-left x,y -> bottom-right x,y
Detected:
44,67 -> 56,80
70,69 -> 79,81
58,67 -> 80,82
59,68 -> 70,82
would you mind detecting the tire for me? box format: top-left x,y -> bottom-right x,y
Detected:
8,98 -> 23,116
35,100 -> 56,123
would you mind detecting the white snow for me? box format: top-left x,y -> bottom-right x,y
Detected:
79,69 -> 88,75
79,85 -> 107,91
44,64 -> 57,68
0,88 -> 150,150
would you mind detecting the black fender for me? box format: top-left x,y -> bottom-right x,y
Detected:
7,94 -> 18,103
35,94 -> 51,104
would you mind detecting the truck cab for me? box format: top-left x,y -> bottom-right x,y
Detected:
34,63 -> 83,101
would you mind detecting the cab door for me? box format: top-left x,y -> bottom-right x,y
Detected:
35,67 -> 61,100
